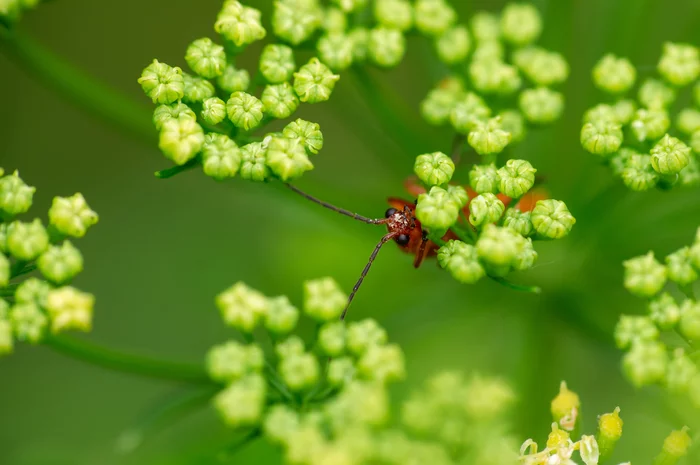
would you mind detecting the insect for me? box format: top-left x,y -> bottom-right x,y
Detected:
285,178 -> 547,320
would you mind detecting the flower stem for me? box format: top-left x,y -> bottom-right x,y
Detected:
490,276 -> 542,294
44,335 -> 213,384
155,157 -> 200,179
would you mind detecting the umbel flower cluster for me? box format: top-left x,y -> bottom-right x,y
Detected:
206,277 -> 522,464
616,227 -> 700,405
580,42 -> 700,191
0,169 -> 98,355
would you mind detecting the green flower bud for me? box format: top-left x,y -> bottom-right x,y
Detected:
638,78 -> 676,109
498,159 -> 536,198
265,295 -> 299,334
469,193 -> 505,228
7,219 -> 49,261
583,103 -> 618,125
614,99 -> 637,125
597,407 -> 623,459
513,237 -> 537,271
437,240 -> 485,284
261,83 -> 299,119
0,318 -> 12,355
46,286 -> 95,333
656,427 -> 692,463
48,193 -> 98,239
551,381 -> 580,424
317,33 -> 354,71
450,92 -> 491,133
446,185 -> 468,207
414,0 -> 455,36
201,97 -> 227,126
421,85 -> 463,126
531,199 -> 575,239
665,247 -> 697,286
469,59 -> 521,95
239,142 -> 270,181
519,87 -> 564,124
215,1 -> 266,47
137,60 -> 184,104
470,12 -> 500,42
621,154 -> 659,191
592,54 -> 636,94
580,121 -> 623,156
216,65 -> 250,94
265,136 -> 313,181
414,152 -> 454,187
293,58 -> 340,103
675,108 -> 700,135
159,119 -> 205,165
666,349 -> 698,393
469,164 -> 500,194
630,108 -> 670,141
650,134 -> 691,175
201,133 -> 241,180
279,351 -> 319,391
214,374 -> 266,427
153,103 -> 196,131
276,335 -> 305,359
468,117 -> 512,155
368,27 -> 405,68
259,44 -> 296,84
206,341 -> 264,383
272,1 -> 321,46
518,48 -> 569,87
473,40 -> 504,62
346,318 -> 387,355
623,341 -> 668,387
658,42 -> 700,86
679,300 -> 700,341
323,7 -> 347,33
303,277 -> 347,321
185,37 -> 226,79
216,282 -> 269,332
476,224 -> 520,269
623,252 -> 667,298
614,315 -> 658,349
15,277 -> 49,307
691,130 -> 700,154
332,0 -> 367,13
374,0 -> 413,31
436,26 -> 470,65
283,119 -> 323,154
0,171 -> 35,216
263,405 -> 300,444
504,208 -> 534,237
415,186 -> 460,231
37,241 -> 83,285
182,74 -> 215,103
328,357 -> 355,386
226,92 -> 264,131
357,343 -> 405,383
500,3 -> 542,46
318,321 -> 346,356
609,147 -> 636,176
10,302 -> 48,343
649,292 -> 681,330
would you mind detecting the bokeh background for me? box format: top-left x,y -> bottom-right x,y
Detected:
2,0 -> 700,463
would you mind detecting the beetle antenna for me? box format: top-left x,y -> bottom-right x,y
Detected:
285,183 -> 387,225
341,232 -> 397,320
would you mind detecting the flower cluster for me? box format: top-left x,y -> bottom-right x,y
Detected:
0,0 -> 41,24
0,169 -> 98,355
581,43 -> 700,191
412,152 -> 575,285
616,227 -> 700,406
138,1 -> 334,182
520,381 -> 691,465
421,2 -> 568,151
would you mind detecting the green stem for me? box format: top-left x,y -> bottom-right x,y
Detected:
10,260 -> 36,279
490,276 -> 542,294
44,335 -> 213,384
0,26 -> 155,143
218,428 -> 262,462
155,158 -> 200,179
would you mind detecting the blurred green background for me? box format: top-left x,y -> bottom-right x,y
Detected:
2,0 -> 700,463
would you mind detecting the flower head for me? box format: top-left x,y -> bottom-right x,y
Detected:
658,42 -> 700,86
293,58 -> 340,103
0,171 -> 35,216
6,219 -> 49,260
259,44 -> 296,84
216,282 -> 269,332
414,152 -> 454,187
303,277 -> 347,321
593,54 -> 636,94
531,199 -> 575,239
37,241 -> 83,284
226,92 -> 264,131
650,134 -> 691,175
185,37 -> 226,78
265,136 -> 313,181
138,60 -> 184,104
437,240 -> 485,284
623,252 -> 667,298
215,0 -> 266,46
46,286 -> 95,333
201,133 -> 241,180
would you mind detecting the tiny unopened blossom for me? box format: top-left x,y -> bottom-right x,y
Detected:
648,292 -> 681,330
504,209 -> 534,237
499,110 -> 526,143
374,0 -> 412,31
214,374 -> 266,427
368,27 -> 405,68
206,341 -> 264,383
469,164 -> 500,194
512,236 -> 538,271
469,59 -> 521,95
675,108 -> 700,135
279,351 -> 319,391
531,199 -> 575,239
275,336 -> 305,359
470,12 -> 500,42
15,277 -> 50,307
264,405 -> 300,444
447,183 -> 470,207
623,341 -> 668,387
182,74 -> 215,103
473,40 -> 505,62
519,87 -> 564,124
262,83 -> 300,119
421,85 -> 463,126
469,193 -> 505,228
201,133 -> 241,180
630,108 -> 670,141
518,47 -> 569,86
583,104 -> 618,124
498,159 -> 536,198
414,0 -> 455,36
293,58 -> 339,103
283,119 -> 324,155
665,247 -> 698,285
216,282 -> 268,332
614,315 -> 658,349
623,252 -> 667,298
303,277 -> 347,321
185,37 -> 226,78
153,103 -> 196,131
328,357 -> 355,386
323,7 -> 347,33
551,381 -> 580,427
348,27 -> 369,61
597,407 -> 623,458
346,318 -> 387,355
415,186 -> 460,231
650,134 -> 691,175
658,42 -> 700,86
46,286 -> 94,333
450,92 -> 491,133
610,148 -> 636,176
580,121 -> 623,156
200,97 -> 226,126
436,26 -> 470,64
462,373 -> 516,419
666,349 -> 698,393
468,117 -> 512,155
656,427 -> 692,463
226,91 -> 264,131
214,0 -> 266,46
217,65 -> 250,93
37,241 -> 83,284
437,240 -> 485,284
274,1 -> 323,44
265,295 -> 299,334
621,154 -> 659,191
414,152 -> 454,186
138,60 -> 184,104
638,78 -> 676,109
265,133 -> 312,179
593,54 -> 636,94
318,321 -> 346,356
691,130 -> 700,154
10,302 -> 47,343
0,171 -> 35,216
6,219 -> 49,261
679,299 -> 700,341
239,142 -> 270,181
614,99 -> 637,124
357,343 -> 405,383
476,224 -> 520,270
259,44 -> 296,84
500,3 -> 541,45
317,33 -> 354,71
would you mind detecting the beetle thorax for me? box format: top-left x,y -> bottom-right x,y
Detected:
386,207 -> 414,236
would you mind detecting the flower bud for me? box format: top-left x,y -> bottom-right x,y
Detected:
437,240 -> 486,284
185,37 -> 226,79
658,42 -> 700,86
621,154 -> 659,191
318,321 -> 346,356
665,247 -> 698,286
650,134 -> 691,175
317,33 -> 355,71
436,26 -> 470,65
374,0 -> 412,31
469,59 -> 521,95
10,302 -> 48,343
679,299 -> 700,342
597,407 -> 623,459
498,159 -> 536,198
666,349 -> 698,393
518,47 -> 569,87
512,236 -> 538,271
501,3 -> 541,45
7,219 -> 49,261
623,341 -> 668,387
216,282 -> 268,332
260,44 -> 296,85
476,224 -> 520,269
498,110 -> 526,143
610,147 -> 636,176
469,164 -> 500,194
346,318 -> 387,355
638,78 -> 676,109
579,435 -> 600,465
473,40 -> 504,62
357,343 -> 405,383
37,241 -> 83,284
414,152 -> 454,187
470,12 -> 500,42
531,199 -> 575,239
279,351 -> 320,391
206,340 -> 264,383
691,130 -> 700,154
368,27 -> 405,68
446,185 -> 468,208
504,209 -> 533,237
468,117 -> 512,155
201,133 -> 241,180
261,83 -> 299,119
0,171 -> 35,216
415,186 -> 460,231
630,108 -> 670,141
273,1 -> 322,45
182,74 -> 215,103
239,142 -> 270,181
276,336 -> 305,359
323,7 -> 347,34
153,103 -> 196,131
215,1 -> 266,46
469,193 -> 505,228
450,92 -> 491,133
303,277 -> 347,321
614,315 -> 658,349
332,0 -> 367,13
593,54 -> 636,94
15,277 -> 50,307
414,0 -> 455,36
649,292 -> 680,330
283,119 -> 324,154
265,295 -> 299,334
293,58 -> 340,103
158,119 -> 205,165
201,97 -> 226,126
421,85 -> 463,126
655,427 -> 692,464
615,99 -> 637,124
551,381 -> 580,426
519,87 -> 564,124
137,60 -> 184,104
216,65 -> 250,94
263,405 -> 300,444
675,108 -> 700,135
46,286 -> 95,333
623,252 -> 667,298
328,357 -> 355,386
213,374 -> 266,427
226,92 -> 264,131
583,104 -> 618,125
265,136 -> 313,181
